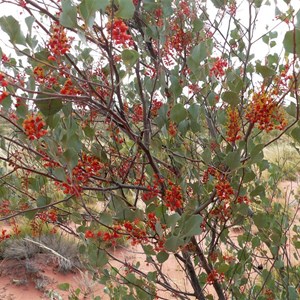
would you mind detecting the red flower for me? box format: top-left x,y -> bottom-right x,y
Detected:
85,230 -> 94,239
22,115 -> 47,140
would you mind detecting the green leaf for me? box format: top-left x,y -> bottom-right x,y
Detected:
283,29 -> 300,56
60,0 -> 78,28
25,16 -> 35,35
164,236 -> 184,252
63,148 -> 79,170
221,91 -> 240,106
191,40 -> 213,64
211,0 -> 227,8
288,286 -> 298,300
224,151 -> 241,170
181,215 -> 202,237
79,0 -> 109,27
142,244 -> 155,255
53,167 -> 67,182
254,0 -> 263,7
188,103 -> 200,120
58,283 -> 70,291
35,99 -> 63,116
88,247 -> 108,267
191,44 -> 206,64
0,16 -> 26,45
252,236 -> 261,248
116,0 -> 135,19
1,95 -> 12,110
36,196 -> 51,207
256,64 -> 276,78
122,49 -> 139,68
294,240 -> 300,249
156,251 -> 169,263
250,185 -> 265,197
99,212 -> 113,226
165,213 -> 180,231
243,168 -> 256,183
286,102 -> 296,117
170,104 -> 187,124
170,76 -> 182,98
250,144 -> 265,158
253,213 -> 269,229
291,127 -> 300,143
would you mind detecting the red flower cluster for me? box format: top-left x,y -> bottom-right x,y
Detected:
151,100 -> 163,117
226,107 -> 242,143
142,174 -> 163,201
178,1 -> 191,18
73,153 -> 103,183
85,227 -> 121,247
168,24 -> 192,53
48,22 -> 72,59
274,63 -> 293,94
56,180 -> 82,197
1,53 -> 10,63
202,167 -> 234,221
55,153 -> 103,196
245,88 -> 287,132
33,66 -> 44,79
85,214 -> 166,251
210,203 -> 232,223
202,166 -> 218,184
0,73 -> 9,102
22,115 -> 47,140
132,104 -> 143,123
236,195 -> 250,204
37,210 -> 58,223
142,184 -> 160,201
168,121 -> 177,137
132,100 -> 163,123
60,78 -> 82,96
165,181 -> 183,211
0,200 -> 10,216
206,269 -> 225,284
107,19 -> 133,47
0,229 -> 10,242
209,57 -> 228,78
33,66 -> 58,88
123,220 -> 149,246
39,150 -> 60,168
0,91 -> 9,102
215,180 -> 234,201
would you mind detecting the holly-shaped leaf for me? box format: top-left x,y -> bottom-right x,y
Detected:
116,0 -> 135,19
283,29 -> 300,56
79,0 -> 109,27
170,104 -> 187,124
221,91 -> 240,106
0,16 -> 26,45
60,0 -> 78,28
122,49 -> 139,68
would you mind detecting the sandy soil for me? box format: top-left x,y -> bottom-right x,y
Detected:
0,253 -> 106,299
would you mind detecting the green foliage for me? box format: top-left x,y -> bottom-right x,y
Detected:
0,0 -> 300,299
60,0 -> 78,28
0,16 -> 26,45
79,0 -> 109,27
283,29 -> 300,56
116,0 -> 136,19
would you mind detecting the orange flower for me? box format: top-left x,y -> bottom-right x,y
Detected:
226,107 -> 242,142
22,115 -> 47,140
